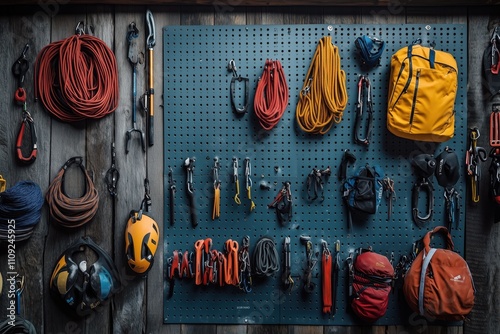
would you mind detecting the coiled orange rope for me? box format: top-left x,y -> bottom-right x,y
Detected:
296,36 -> 348,134
35,33 -> 118,122
253,59 -> 289,130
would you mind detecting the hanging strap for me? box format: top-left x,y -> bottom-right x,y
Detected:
418,248 -> 437,316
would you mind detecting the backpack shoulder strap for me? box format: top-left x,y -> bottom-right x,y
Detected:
418,248 -> 437,316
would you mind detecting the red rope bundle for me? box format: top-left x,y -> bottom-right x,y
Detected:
35,34 -> 119,122
253,59 -> 289,131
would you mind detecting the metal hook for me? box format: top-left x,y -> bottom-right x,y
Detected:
75,21 -> 85,35
146,9 -> 156,49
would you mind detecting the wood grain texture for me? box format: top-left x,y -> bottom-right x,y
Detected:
3,0 -> 500,7
112,5 -> 149,334
145,5 -> 181,334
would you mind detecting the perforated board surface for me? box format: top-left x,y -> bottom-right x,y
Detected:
163,24 -> 467,325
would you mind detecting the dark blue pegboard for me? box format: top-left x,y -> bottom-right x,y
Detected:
163,24 -> 467,325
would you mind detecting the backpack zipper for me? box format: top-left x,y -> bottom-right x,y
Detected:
389,61 -> 406,105
391,56 -> 413,110
409,69 -> 421,125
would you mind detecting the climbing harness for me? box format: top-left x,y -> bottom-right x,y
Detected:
354,35 -> 385,68
306,166 -> 331,201
244,158 -> 256,212
253,59 -> 289,130
435,147 -> 461,231
239,236 -> 252,293
105,142 -> 119,197
466,128 -> 487,203
34,22 -> 118,122
213,157 -> 221,220
168,168 -> 176,225
321,240 -> 332,314
184,157 -> 197,227
268,181 -> 293,225
411,153 -> 436,227
300,235 -> 317,294
354,75 -> 374,146
125,22 -> 146,154
232,157 -> 241,205
381,177 -> 396,220
146,9 -> 156,146
12,44 -> 37,164
228,59 -> 249,115
45,157 -> 99,229
281,236 -> 294,293
253,236 -> 280,277
296,35 -> 348,134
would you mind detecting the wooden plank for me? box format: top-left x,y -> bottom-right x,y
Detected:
405,6 -> 467,23
323,7 -> 362,24
82,6 -> 115,334
111,5 -> 149,334
3,0 -> 500,7
217,324 -> 248,334
42,6 -> 90,334
181,5 -> 215,25
360,5 -> 406,24
285,6 -> 323,24
145,4 -> 181,334
0,6 -> 51,333
182,324 -> 217,334
247,324 -> 287,334
464,8 -> 499,334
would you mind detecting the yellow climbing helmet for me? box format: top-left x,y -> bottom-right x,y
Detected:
125,211 -> 159,276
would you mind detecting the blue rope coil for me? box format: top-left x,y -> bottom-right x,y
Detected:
0,181 -> 44,242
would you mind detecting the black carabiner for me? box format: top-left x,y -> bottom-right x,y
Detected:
16,113 -> 37,165
228,60 -> 249,116
354,75 -> 374,146
412,179 -> 434,227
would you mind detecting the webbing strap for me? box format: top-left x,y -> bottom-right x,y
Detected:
418,248 -> 437,316
429,48 -> 436,69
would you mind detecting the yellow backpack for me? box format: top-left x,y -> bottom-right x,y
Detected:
387,41 -> 458,142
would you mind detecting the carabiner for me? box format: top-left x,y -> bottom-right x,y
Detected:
228,60 -> 249,115
244,158 -> 256,211
232,157 -> 241,205
16,112 -> 37,165
354,75 -> 373,146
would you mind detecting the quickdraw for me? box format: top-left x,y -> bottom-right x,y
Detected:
232,158 -> 241,205
268,181 -> 293,225
228,60 -> 249,115
491,26 -> 500,75
244,158 -> 256,212
184,157 -> 197,227
238,236 -> 252,293
168,168 -> 176,226
331,240 -> 340,318
490,105 -> 500,220
411,153 -> 436,227
381,177 -> 396,220
104,142 -> 119,197
490,104 -> 500,147
435,147 -> 461,231
300,235 -> 317,294
306,166 -> 331,201
466,128 -> 487,203
212,157 -> 221,220
354,75 -> 374,146
13,44 -> 37,165
281,236 -> 294,293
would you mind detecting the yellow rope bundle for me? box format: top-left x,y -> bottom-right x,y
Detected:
296,36 -> 348,134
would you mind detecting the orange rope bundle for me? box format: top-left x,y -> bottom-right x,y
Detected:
35,33 -> 119,122
253,59 -> 289,130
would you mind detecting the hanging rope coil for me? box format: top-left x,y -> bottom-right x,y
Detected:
0,181 -> 43,242
45,157 -> 99,229
253,59 -> 289,130
0,316 -> 36,334
296,36 -> 348,134
252,236 -> 280,277
34,32 -> 119,122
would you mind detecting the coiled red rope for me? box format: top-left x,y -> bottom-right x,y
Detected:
253,59 -> 289,131
35,33 -> 119,122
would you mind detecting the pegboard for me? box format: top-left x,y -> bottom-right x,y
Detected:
163,24 -> 467,326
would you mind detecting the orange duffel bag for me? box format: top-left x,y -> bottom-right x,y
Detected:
403,226 -> 475,321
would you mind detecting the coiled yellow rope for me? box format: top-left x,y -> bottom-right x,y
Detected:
296,36 -> 348,134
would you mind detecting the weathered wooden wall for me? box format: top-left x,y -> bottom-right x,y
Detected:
0,4 -> 498,334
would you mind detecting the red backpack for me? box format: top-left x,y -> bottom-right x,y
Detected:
348,249 -> 394,322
